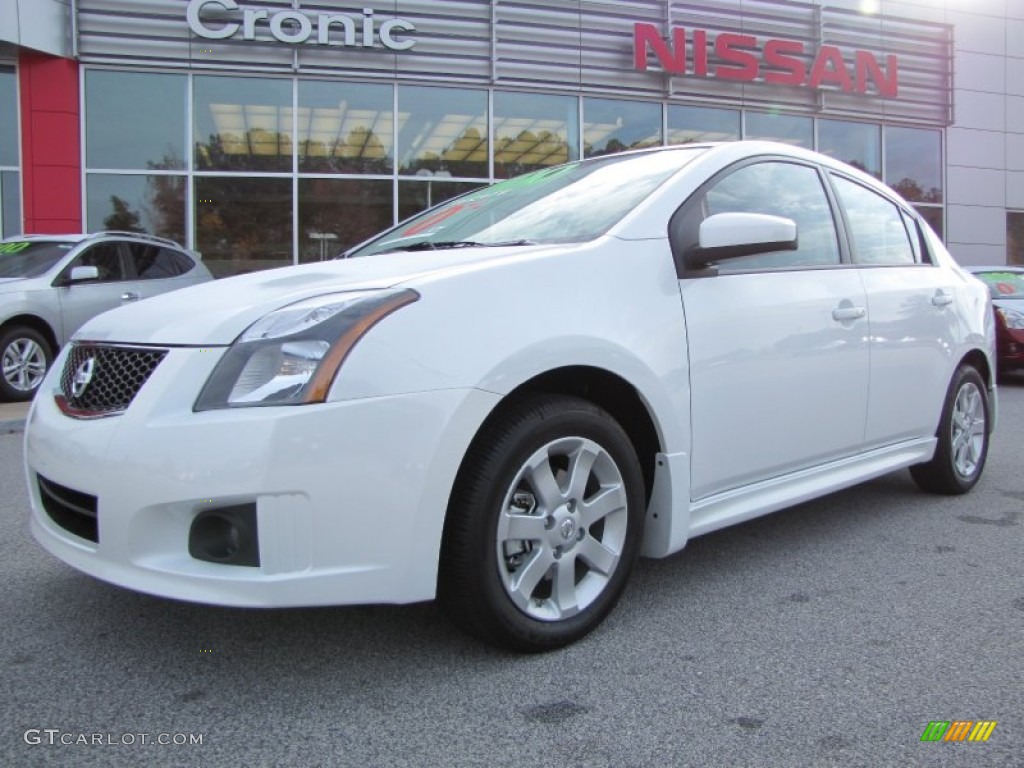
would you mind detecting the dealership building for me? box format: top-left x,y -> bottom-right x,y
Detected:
0,0 -> 1021,275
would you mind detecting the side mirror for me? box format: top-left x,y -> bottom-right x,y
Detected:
684,212 -> 798,271
68,265 -> 100,283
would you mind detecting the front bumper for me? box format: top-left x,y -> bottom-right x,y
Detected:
25,345 -> 498,607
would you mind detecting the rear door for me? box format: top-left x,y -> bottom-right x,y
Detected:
829,173 -> 959,447
675,159 -> 870,501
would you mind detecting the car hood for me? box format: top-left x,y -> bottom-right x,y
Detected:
74,247 -> 535,346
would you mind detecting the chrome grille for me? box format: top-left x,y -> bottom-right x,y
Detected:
58,344 -> 167,416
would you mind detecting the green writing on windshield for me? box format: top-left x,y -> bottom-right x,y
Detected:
0,241 -> 30,254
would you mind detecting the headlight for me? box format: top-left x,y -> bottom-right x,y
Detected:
194,289 -> 418,410
997,306 -> 1024,330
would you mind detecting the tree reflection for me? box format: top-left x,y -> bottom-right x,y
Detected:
300,126 -> 392,174
891,178 -> 942,204
102,196 -> 144,232
494,129 -> 570,178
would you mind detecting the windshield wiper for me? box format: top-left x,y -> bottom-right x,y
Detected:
379,239 -> 536,254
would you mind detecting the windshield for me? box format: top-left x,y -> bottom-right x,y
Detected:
350,148 -> 705,257
973,270 -> 1024,299
0,241 -> 75,278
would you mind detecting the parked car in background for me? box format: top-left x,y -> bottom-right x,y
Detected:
0,232 -> 212,401
25,142 -> 996,652
966,267 -> 1024,374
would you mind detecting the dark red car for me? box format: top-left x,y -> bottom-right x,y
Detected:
968,267 -> 1024,373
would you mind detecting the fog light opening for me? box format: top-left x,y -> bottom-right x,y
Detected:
189,504 -> 260,567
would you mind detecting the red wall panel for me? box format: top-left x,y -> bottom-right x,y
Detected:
19,51 -> 81,234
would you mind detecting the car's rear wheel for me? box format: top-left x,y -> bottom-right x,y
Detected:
910,364 -> 989,495
0,326 -> 53,402
438,394 -> 645,652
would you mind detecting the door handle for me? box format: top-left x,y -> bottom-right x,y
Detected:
931,290 -> 953,307
831,306 -> 866,322
121,292 -> 140,302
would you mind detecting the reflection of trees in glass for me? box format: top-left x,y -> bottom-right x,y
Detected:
402,126 -> 487,178
891,178 -> 942,204
144,175 -> 186,243
195,177 -> 292,276
103,196 -> 143,232
299,178 -> 392,262
494,129 -> 570,178
195,131 -> 292,172
300,126 -> 392,174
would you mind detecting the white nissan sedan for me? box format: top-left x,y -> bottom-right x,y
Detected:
25,142 -> 996,652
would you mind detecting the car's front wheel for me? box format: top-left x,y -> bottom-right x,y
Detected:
910,364 -> 990,495
0,326 -> 53,402
438,394 -> 645,652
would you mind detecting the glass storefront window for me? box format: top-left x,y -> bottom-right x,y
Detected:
885,126 -> 942,203
666,105 -> 739,145
298,178 -> 393,262
916,206 -> 944,242
298,81 -> 393,175
583,98 -> 661,158
744,112 -> 812,147
195,76 -> 293,172
398,86 -> 488,178
195,177 -> 292,276
818,119 -> 881,178
0,67 -> 17,168
1007,212 -> 1024,265
86,72 -> 186,170
493,91 -> 578,179
398,180 -> 485,223
2,171 -> 20,238
86,174 -> 186,244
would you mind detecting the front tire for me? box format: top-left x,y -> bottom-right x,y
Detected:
910,365 -> 989,495
0,326 -> 53,402
438,395 -> 645,652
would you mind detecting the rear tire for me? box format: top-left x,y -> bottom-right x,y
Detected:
910,365 -> 989,495
438,394 -> 645,652
0,326 -> 53,402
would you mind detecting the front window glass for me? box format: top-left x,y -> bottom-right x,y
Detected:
86,174 -> 186,244
818,119 -> 881,178
583,98 -> 661,158
885,126 -> 942,203
704,162 -> 840,269
493,92 -> 578,179
972,270 -> 1024,299
398,86 -> 488,178
832,175 -> 915,265
298,80 -> 393,174
194,76 -> 293,172
74,243 -> 125,281
744,112 -> 812,147
0,241 -> 74,278
667,105 -> 739,145
354,149 -> 704,256
86,71 -> 186,170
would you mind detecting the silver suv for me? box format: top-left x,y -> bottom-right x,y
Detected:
0,231 -> 213,401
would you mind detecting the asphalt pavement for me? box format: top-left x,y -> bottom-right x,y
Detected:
1,381 -> 1022,768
